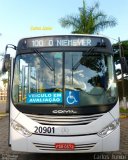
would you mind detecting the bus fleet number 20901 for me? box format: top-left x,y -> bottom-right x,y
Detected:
34,126 -> 55,134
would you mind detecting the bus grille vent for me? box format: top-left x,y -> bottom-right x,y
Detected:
25,113 -> 104,125
33,142 -> 96,151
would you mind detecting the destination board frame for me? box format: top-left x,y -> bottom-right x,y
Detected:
17,35 -> 111,50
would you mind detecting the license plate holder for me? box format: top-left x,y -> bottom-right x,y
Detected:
55,143 -> 75,150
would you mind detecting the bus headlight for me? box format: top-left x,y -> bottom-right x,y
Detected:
11,120 -> 32,137
98,119 -> 119,138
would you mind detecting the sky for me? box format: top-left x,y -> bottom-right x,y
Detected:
0,0 -> 128,54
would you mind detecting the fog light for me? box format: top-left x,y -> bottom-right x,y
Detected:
11,120 -> 32,137
98,119 -> 119,137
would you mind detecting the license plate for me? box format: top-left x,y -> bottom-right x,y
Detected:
55,143 -> 75,150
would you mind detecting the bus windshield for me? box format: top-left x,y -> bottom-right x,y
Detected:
12,51 -> 118,107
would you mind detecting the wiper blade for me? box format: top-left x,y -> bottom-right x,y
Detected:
34,49 -> 54,71
72,46 -> 95,71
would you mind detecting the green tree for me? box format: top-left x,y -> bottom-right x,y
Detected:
113,40 -> 128,79
113,40 -> 128,103
2,78 -> 8,88
59,0 -> 117,34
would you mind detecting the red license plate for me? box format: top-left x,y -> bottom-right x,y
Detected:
55,143 -> 75,150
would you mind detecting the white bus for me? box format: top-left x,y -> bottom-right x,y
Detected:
2,34 -> 127,153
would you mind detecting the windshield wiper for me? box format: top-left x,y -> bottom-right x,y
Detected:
34,49 -> 54,71
72,46 -> 95,71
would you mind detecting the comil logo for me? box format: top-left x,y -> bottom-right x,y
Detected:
52,110 -> 77,114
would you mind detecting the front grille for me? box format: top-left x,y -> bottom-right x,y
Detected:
25,113 -> 104,125
33,142 -> 96,151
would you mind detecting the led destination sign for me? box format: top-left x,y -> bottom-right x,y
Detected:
30,38 -> 91,47
24,36 -> 103,48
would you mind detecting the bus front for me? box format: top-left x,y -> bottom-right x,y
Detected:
11,35 -> 119,153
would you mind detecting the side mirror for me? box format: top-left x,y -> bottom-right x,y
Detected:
2,54 -> 10,73
120,57 -> 128,74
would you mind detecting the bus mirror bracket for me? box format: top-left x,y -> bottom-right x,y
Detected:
2,54 -> 11,73
2,44 -> 16,73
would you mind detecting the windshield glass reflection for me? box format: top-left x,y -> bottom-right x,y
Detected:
12,51 -> 118,106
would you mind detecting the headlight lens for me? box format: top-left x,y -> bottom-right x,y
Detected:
11,120 -> 32,137
98,119 -> 119,138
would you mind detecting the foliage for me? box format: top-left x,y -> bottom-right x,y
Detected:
113,40 -> 128,56
2,78 -> 8,88
59,0 -> 117,34
113,40 -> 128,81
120,107 -> 128,113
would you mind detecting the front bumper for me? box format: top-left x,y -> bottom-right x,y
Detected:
11,125 -> 120,153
